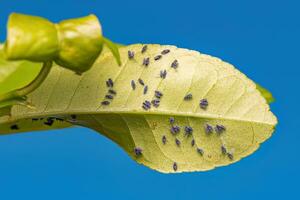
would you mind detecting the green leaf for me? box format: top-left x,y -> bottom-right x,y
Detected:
256,84 -> 275,104
103,37 -> 122,66
0,44 -> 277,173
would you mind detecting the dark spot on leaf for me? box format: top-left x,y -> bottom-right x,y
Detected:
134,147 -> 143,156
10,124 -> 19,130
161,49 -> 170,55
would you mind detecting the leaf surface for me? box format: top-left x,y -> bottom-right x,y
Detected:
0,44 -> 277,173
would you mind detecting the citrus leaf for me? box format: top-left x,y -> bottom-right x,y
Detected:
0,44 -> 277,173
256,84 -> 275,104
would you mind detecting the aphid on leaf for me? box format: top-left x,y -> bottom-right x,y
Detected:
71,115 -> 77,120
141,45 -> 147,53
143,57 -> 150,66
143,85 -> 148,95
108,89 -> 117,95
154,90 -> 163,98
161,49 -> 170,55
170,125 -> 180,134
101,101 -> 110,105
44,119 -> 54,126
184,93 -> 193,101
142,100 -> 151,110
200,99 -> 208,109
151,99 -> 160,108
10,124 -> 19,130
171,59 -> 178,69
215,124 -> 226,134
173,162 -> 178,171
105,94 -> 114,99
134,147 -> 143,156
162,135 -> 167,144
169,117 -> 175,124
160,70 -> 167,79
138,78 -> 145,86
106,78 -> 114,88
221,145 -> 227,154
175,138 -> 181,146
184,126 -> 193,136
131,80 -> 136,90
205,123 -> 214,134
154,55 -> 162,60
227,152 -> 234,160
197,148 -> 204,155
128,50 -> 134,59
191,139 -> 195,147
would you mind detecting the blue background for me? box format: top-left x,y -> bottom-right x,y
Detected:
0,0 -> 298,199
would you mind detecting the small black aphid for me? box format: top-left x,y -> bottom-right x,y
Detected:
205,123 -> 214,134
227,152 -> 234,160
138,78 -> 145,86
169,117 -> 175,124
170,125 -> 180,134
142,57 -> 150,66
162,135 -> 167,144
184,93 -> 193,101
128,50 -> 134,59
200,99 -> 208,109
184,126 -> 193,136
154,55 -> 162,61
44,119 -> 54,126
171,60 -> 178,69
191,139 -> 195,147
175,138 -> 181,146
151,99 -> 160,108
106,78 -> 114,88
143,85 -> 148,95
197,148 -> 204,155
141,45 -> 147,53
101,101 -> 110,105
71,115 -> 77,120
221,145 -> 227,154
142,100 -> 151,110
108,89 -> 117,95
134,147 -> 143,156
131,80 -> 136,90
105,94 -> 114,99
173,162 -> 178,171
161,49 -> 170,55
10,124 -> 19,130
160,70 -> 167,79
215,124 -> 226,134
154,90 -> 163,98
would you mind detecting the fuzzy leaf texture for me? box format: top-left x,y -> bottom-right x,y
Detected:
0,44 -> 277,173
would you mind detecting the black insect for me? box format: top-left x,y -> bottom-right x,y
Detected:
160,70 -> 167,79
151,99 -> 160,108
161,49 -> 170,55
138,78 -> 145,86
162,135 -> 167,144
142,100 -> 151,110
71,115 -> 77,120
154,90 -> 163,98
134,147 -> 143,156
171,60 -> 178,69
191,139 -> 195,147
184,126 -> 193,136
184,93 -> 193,101
173,162 -> 178,171
170,125 -> 180,134
128,50 -> 134,59
105,94 -> 114,99
197,148 -> 204,155
175,138 -> 181,146
10,124 -> 19,130
106,78 -> 114,88
101,101 -> 110,105
221,145 -> 227,154
200,99 -> 208,109
227,152 -> 234,160
215,124 -> 226,134
205,123 -> 214,134
143,57 -> 150,66
44,118 -> 54,126
169,117 -> 175,124
108,89 -> 117,95
131,80 -> 136,90
141,45 -> 147,53
143,85 -> 148,95
154,55 -> 162,61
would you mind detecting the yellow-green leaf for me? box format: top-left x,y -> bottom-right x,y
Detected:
0,44 -> 277,173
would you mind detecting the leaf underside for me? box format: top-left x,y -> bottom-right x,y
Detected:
0,44 -> 277,173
